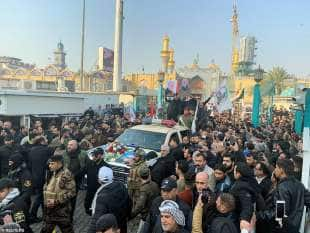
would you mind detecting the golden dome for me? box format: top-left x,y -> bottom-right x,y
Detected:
207,62 -> 220,70
190,63 -> 199,69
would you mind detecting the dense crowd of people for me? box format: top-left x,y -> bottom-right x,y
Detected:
0,101 -> 308,233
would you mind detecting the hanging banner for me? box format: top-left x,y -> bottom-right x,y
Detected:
214,82 -> 232,113
166,80 -> 178,96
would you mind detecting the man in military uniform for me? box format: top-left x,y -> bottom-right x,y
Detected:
7,153 -> 32,205
127,149 -> 146,204
131,166 -> 160,233
0,178 -> 33,232
41,155 -> 76,233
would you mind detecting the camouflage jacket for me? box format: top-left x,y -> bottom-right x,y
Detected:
43,167 -> 76,206
131,179 -> 160,220
63,149 -> 88,179
127,160 -> 146,191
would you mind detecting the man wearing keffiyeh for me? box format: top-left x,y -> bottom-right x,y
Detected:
159,200 -> 189,233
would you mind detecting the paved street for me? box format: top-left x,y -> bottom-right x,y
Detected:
31,191 -> 91,233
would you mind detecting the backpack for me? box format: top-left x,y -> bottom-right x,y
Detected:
211,217 -> 238,233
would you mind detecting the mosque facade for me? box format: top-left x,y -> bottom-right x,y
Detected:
0,42 -> 75,92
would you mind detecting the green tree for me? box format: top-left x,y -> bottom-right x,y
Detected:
264,67 -> 290,95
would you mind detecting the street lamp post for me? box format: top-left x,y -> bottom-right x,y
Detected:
157,71 -> 165,117
252,65 -> 264,128
267,82 -> 275,125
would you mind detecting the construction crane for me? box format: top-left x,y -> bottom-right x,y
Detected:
230,0 -> 239,76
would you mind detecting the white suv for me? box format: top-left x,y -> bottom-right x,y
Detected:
88,124 -> 189,183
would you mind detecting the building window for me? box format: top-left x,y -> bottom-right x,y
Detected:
36,81 -> 57,90
122,85 -> 128,92
104,82 -> 113,90
65,80 -> 75,92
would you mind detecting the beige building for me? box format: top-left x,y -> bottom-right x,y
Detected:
0,42 -> 75,92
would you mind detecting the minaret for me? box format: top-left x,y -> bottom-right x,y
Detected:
160,35 -> 170,73
54,41 -> 66,69
113,0 -> 124,92
168,49 -> 175,74
231,0 -> 239,76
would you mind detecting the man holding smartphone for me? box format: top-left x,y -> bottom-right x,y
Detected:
256,159 -> 310,233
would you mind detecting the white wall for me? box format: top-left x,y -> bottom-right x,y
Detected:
0,90 -> 132,116
0,91 -> 84,115
79,93 -> 119,109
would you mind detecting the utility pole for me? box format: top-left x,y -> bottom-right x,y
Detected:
113,0 -> 124,92
80,0 -> 86,91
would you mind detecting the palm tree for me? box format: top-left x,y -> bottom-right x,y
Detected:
264,67 -> 290,95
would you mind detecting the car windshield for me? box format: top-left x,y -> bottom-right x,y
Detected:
116,129 -> 166,151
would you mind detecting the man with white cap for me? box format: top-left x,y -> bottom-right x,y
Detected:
88,166 -> 131,233
151,144 -> 176,187
84,147 -> 110,215
159,200 -> 189,233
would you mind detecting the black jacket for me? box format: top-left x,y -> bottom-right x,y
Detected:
0,144 -> 20,177
0,194 -> 33,233
84,157 -> 110,215
210,216 -> 238,233
197,107 -> 209,130
257,177 -> 310,233
151,154 -> 176,187
205,151 -> 217,169
258,176 -> 272,199
88,181 -> 131,233
230,176 -> 262,222
167,99 -> 183,122
143,196 -> 192,233
85,157 -> 110,193
169,228 -> 190,233
170,146 -> 184,161
28,144 -> 53,189
256,187 -> 276,233
8,163 -> 32,202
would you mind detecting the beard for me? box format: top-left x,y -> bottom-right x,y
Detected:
223,164 -> 232,171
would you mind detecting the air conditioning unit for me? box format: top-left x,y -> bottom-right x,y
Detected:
21,80 -> 36,90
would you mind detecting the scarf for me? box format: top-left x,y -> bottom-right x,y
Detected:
0,188 -> 20,209
91,182 -> 112,215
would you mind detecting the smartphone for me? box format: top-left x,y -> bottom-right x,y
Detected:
276,200 -> 285,220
